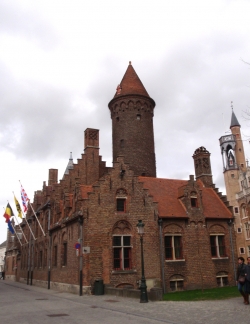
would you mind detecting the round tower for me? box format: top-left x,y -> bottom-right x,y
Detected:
108,62 -> 156,177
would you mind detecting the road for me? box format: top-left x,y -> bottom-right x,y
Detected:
0,280 -> 249,324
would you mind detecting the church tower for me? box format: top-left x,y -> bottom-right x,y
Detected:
108,62 -> 156,177
219,110 -> 246,206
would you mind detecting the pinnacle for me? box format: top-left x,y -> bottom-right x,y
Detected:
114,62 -> 150,98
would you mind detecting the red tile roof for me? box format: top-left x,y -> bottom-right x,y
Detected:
114,62 -> 149,98
138,177 -> 232,219
138,177 -> 188,217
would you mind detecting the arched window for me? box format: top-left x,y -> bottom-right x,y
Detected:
169,275 -> 184,291
216,271 -> 228,287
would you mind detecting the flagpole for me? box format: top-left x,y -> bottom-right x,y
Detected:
19,181 -> 46,237
11,220 -> 23,246
22,209 -> 36,240
11,195 -> 28,244
28,201 -> 46,237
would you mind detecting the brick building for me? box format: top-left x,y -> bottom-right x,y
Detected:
7,63 -> 237,293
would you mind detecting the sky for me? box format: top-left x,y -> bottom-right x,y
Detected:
1,0 -> 250,244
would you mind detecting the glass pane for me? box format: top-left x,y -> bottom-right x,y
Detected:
218,236 -> 225,257
174,236 -> 182,259
117,199 -> 125,212
170,281 -> 176,291
177,281 -> 183,290
165,236 -> 172,259
123,236 -> 131,246
113,248 -> 121,269
222,277 -> 228,286
124,247 -> 131,269
210,236 -> 217,257
216,277 -> 221,287
113,236 -> 121,246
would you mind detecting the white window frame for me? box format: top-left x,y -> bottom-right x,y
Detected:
113,235 -> 132,271
169,279 -> 184,291
216,275 -> 229,287
239,247 -> 245,254
164,235 -> 184,261
245,222 -> 250,239
210,234 -> 226,258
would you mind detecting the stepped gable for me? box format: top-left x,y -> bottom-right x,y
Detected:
196,180 -> 232,219
138,177 -> 188,217
114,62 -> 150,98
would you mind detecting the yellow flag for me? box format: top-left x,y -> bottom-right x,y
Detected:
14,195 -> 22,218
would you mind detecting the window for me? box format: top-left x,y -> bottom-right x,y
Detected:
190,192 -> 198,208
44,249 -> 47,267
248,245 -> 250,256
113,235 -> 131,270
210,235 -> 226,258
169,276 -> 184,291
237,227 -> 242,233
234,207 -> 239,214
120,139 -> 124,148
165,236 -> 183,260
117,199 -> 126,212
54,246 -> 57,267
240,247 -> 245,254
136,114 -> 141,120
231,174 -> 235,178
245,223 -> 250,239
62,242 -> 67,266
216,273 -> 229,287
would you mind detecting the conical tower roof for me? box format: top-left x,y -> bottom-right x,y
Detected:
114,62 -> 149,98
230,110 -> 241,128
63,152 -> 74,177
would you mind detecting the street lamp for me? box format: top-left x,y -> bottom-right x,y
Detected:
137,220 -> 148,303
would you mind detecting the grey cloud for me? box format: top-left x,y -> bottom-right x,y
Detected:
0,1 -> 59,49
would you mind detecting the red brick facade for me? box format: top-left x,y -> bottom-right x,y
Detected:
6,63 -> 237,294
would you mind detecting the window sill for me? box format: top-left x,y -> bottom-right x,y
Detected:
165,259 -> 185,262
111,269 -> 137,274
212,257 -> 228,260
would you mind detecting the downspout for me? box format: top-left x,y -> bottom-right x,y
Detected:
228,219 -> 237,281
78,215 -> 83,296
158,218 -> 166,293
47,207 -> 51,289
27,218 -> 32,285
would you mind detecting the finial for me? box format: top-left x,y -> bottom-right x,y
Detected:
129,61 -> 131,65
231,101 -> 233,110
70,152 -> 73,160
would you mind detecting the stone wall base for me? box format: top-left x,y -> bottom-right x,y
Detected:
19,277 -> 91,295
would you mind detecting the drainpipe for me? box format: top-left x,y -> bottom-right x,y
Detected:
78,215 -> 83,296
27,218 -> 32,285
228,219 -> 237,281
158,218 -> 166,293
47,206 -> 51,289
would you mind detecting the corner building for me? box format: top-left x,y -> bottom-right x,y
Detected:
16,63 -> 236,294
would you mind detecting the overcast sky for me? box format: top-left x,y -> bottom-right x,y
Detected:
1,0 -> 250,244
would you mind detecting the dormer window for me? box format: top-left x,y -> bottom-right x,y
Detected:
190,192 -> 198,208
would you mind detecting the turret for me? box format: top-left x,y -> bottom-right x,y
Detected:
108,62 -> 156,177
